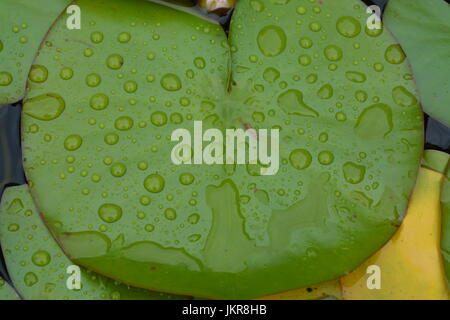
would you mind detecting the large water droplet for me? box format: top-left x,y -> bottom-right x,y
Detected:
257,25 -> 286,57
64,135 -> 83,151
32,250 -> 51,267
161,73 -> 182,91
385,44 -> 406,64
24,93 -> 65,121
278,89 -> 319,118
29,65 -> 48,83
115,116 -> 134,131
392,86 -> 417,107
106,54 -> 124,70
324,45 -> 343,61
0,72 -> 13,86
289,149 -> 312,170
355,103 -> 393,139
343,162 -> 366,184
98,203 -> 123,223
90,93 -> 109,110
336,16 -> 361,38
144,174 -> 165,193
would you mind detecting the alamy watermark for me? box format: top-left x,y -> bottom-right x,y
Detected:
171,121 -> 280,176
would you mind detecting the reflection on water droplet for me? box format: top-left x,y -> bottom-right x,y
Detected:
343,162 -> 366,184
289,149 -> 312,170
336,16 -> 361,38
144,174 -> 165,193
98,203 -> 123,223
257,25 -> 286,57
24,93 -> 65,121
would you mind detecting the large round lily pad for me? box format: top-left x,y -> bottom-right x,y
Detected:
22,0 -> 423,299
0,0 -> 71,105
0,185 -> 187,300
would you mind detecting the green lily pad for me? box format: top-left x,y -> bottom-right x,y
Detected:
0,185 -> 187,300
384,0 -> 450,126
441,159 -> 450,289
0,276 -> 20,300
22,0 -> 423,299
422,150 -> 450,174
0,0 -> 72,106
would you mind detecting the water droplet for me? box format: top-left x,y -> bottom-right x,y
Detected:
309,22 -> 322,32
24,93 -> 65,121
90,93 -> 109,110
324,45 -> 343,61
346,71 -> 366,83
0,72 -> 13,86
188,213 -> 200,224
91,31 -> 104,44
106,54 -> 124,70
278,90 -> 319,118
150,111 -> 168,127
29,65 -> 48,83
343,162 -> 366,184
164,208 -> 177,220
194,57 -> 206,69
385,44 -> 406,64
145,224 -> 155,232
123,80 -> 138,93
117,32 -> 131,43
111,163 -> 127,177
7,223 -> 20,232
336,16 -> 361,38
161,74 -> 182,91
115,116 -> 134,131
263,67 -> 280,83
317,84 -> 333,99
355,103 -> 393,139
392,86 -> 417,107
298,54 -> 311,66
289,149 -> 312,170
188,234 -> 201,242
299,37 -> 313,49
32,250 -> 51,267
24,272 -> 38,287
98,203 -> 123,223
250,0 -> 265,12
86,73 -> 101,87
179,173 -> 194,185
60,67 -> 74,80
318,151 -> 334,165
257,25 -> 287,57
144,174 -> 165,193
104,133 -> 119,145
64,135 -> 83,151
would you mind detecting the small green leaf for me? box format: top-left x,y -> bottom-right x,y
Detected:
384,0 -> 450,126
0,185 -> 188,300
422,150 -> 450,174
0,0 -> 72,105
